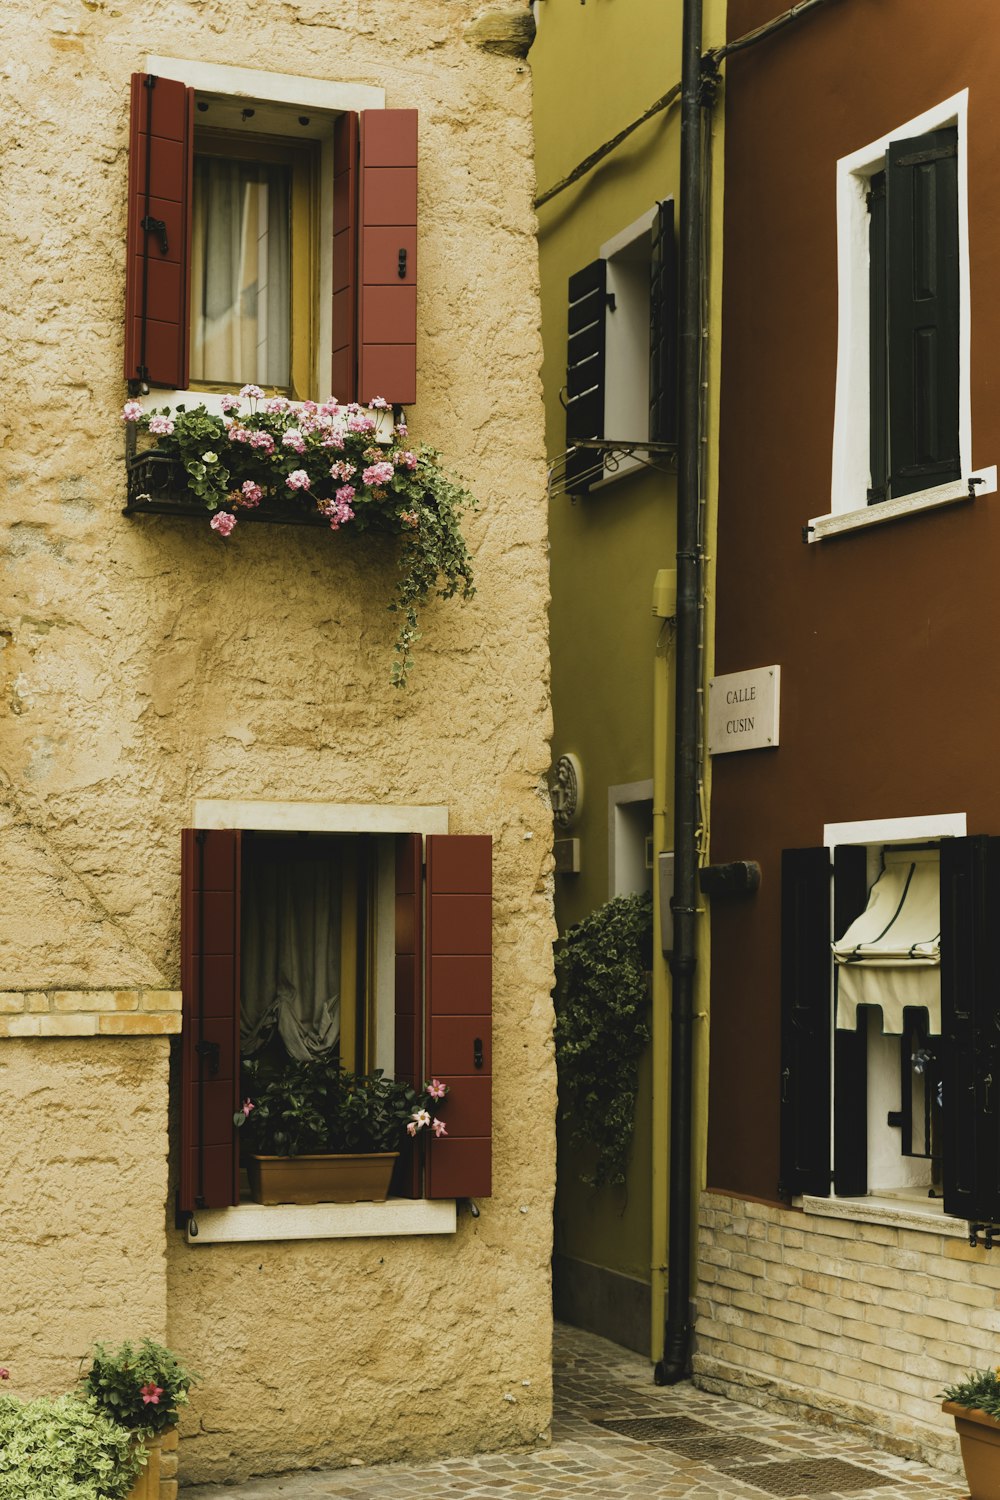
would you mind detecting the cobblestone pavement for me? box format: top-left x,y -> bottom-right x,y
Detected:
184,1323 -> 967,1499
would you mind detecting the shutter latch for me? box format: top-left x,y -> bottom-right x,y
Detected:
141,215 -> 169,256
398,247 -> 407,279
473,1037 -> 484,1070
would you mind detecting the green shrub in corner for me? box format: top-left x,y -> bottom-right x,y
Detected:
554,891 -> 653,1188
81,1339 -> 196,1437
0,1392 -> 144,1500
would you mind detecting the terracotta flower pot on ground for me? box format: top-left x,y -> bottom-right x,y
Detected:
125,1426 -> 179,1500
943,1400 -> 1000,1499
248,1151 -> 399,1205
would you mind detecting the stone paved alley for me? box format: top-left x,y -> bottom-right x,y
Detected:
184,1324 -> 967,1499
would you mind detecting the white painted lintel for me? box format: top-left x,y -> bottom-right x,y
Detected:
193,800 -> 449,835
145,56 -> 385,113
186,1196 -> 457,1245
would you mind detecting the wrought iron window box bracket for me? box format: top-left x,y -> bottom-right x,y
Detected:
124,451 -> 331,530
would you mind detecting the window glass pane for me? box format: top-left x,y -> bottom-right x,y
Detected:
191,155 -> 292,389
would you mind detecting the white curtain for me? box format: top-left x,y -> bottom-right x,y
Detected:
833,849 -> 941,1034
241,845 -> 342,1061
191,155 -> 291,389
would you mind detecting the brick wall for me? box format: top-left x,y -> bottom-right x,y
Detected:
0,990 -> 181,1037
693,1190 -> 1000,1475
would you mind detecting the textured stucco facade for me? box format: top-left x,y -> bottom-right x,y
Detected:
0,0 -> 554,1485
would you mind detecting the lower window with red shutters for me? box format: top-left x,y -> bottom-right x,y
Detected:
179,826 -> 492,1220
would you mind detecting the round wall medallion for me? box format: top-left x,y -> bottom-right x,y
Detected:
549,753 -> 583,830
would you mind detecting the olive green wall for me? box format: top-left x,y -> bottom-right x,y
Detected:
532,0 -> 725,1358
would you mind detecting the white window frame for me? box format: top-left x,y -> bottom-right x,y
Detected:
139,58 -> 385,414
590,206 -> 660,490
187,798 -> 457,1244
809,90 -> 997,543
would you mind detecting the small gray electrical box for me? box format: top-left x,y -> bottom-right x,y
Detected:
554,837 -> 581,875
657,851 -> 675,954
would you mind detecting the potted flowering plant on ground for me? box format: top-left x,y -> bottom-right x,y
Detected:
123,388 -> 476,687
82,1339 -> 197,1500
941,1367 -> 1000,1497
234,1058 -> 448,1205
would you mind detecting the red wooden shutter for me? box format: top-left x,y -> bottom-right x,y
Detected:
425,835 -> 492,1199
180,829 -> 241,1212
332,111 -> 360,403
393,833 -> 423,1198
125,73 -> 193,390
358,109 -> 417,406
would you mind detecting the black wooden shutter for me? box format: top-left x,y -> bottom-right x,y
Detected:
886,126 -> 960,499
868,171 -> 888,504
649,199 -> 678,445
780,846 -> 833,1198
941,835 -> 1000,1223
833,845 -> 869,1197
180,829 -> 241,1213
565,259 -> 606,492
393,833 -> 423,1198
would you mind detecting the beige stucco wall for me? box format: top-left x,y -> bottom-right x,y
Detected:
0,1039 -> 170,1397
0,0 -> 554,1484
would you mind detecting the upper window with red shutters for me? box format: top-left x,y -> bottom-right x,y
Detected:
126,60 -> 417,408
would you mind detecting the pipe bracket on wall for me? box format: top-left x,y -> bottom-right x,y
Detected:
699,861 -> 762,897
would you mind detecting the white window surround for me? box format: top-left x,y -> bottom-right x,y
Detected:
186,798 -> 456,1244
821,811 -> 965,1218
810,89 -> 997,542
607,779 -> 654,898
138,57 -> 385,411
590,206 -> 661,491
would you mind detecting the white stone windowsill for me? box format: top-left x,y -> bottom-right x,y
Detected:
186,1196 -> 457,1244
806,464 -> 997,543
800,1191 -> 968,1238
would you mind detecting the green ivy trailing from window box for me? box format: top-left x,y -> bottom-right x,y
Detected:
554,891 -> 653,1187
123,389 -> 476,687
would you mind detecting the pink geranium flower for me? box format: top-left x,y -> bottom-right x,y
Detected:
210,511 -> 237,536
122,400 -> 143,422
239,384 -> 264,401
240,481 -> 263,508
282,429 -> 306,454
362,461 -> 394,486
148,415 -> 174,436
286,469 -> 310,491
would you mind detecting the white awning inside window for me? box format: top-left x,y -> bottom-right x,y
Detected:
833,848 -> 940,1034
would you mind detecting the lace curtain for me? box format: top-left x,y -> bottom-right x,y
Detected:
191,155 -> 291,389
241,843 -> 343,1061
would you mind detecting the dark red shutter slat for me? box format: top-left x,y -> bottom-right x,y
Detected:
393,833 -> 423,1198
332,111 -> 360,403
358,109 -> 417,406
425,835 -> 492,1199
180,829 -> 241,1212
125,73 -> 193,389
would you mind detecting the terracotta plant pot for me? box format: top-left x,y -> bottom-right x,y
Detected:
248,1152 -> 399,1205
125,1426 -> 178,1500
943,1400 -> 1000,1498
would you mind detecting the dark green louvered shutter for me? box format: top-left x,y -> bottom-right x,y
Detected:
833,845 -> 869,1196
941,836 -> 1000,1224
780,846 -> 833,1198
868,171 -> 889,504
886,126 -> 960,499
565,259 -> 606,491
649,198 -> 678,445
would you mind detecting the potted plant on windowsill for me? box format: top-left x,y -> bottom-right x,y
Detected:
234,1058 -> 448,1205
942,1368 -> 1000,1497
81,1339 -> 196,1500
122,388 -> 476,687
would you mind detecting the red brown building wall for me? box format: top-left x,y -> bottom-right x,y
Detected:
709,0 -> 1000,1201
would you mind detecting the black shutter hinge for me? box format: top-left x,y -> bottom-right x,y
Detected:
969,475 -> 985,499
969,1222 -> 997,1250
397,247 -> 407,279
141,215 -> 169,255
801,524 -> 814,543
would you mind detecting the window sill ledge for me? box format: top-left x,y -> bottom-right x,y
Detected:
805,465 -> 997,543
185,1196 -> 457,1245
800,1192 -> 967,1238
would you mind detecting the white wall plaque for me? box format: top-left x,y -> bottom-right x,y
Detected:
708,666 -> 780,755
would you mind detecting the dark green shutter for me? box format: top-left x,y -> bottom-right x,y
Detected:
779,846 -> 833,1198
886,126 -> 960,499
867,172 -> 888,504
565,259 -> 606,491
649,199 -> 678,445
940,836 -> 1000,1223
833,845 -> 869,1196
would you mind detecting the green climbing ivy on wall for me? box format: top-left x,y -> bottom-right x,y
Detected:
554,891 -> 653,1188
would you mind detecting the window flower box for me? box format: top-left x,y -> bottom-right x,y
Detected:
122,389 -> 476,685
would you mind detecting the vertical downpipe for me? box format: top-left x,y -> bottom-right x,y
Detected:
654,0 -> 704,1386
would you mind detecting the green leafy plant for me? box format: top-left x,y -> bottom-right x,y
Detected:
0,1392 -> 143,1500
942,1368 -> 1000,1417
123,390 -> 476,686
554,892 -> 653,1187
234,1060 -> 449,1157
81,1339 -> 196,1437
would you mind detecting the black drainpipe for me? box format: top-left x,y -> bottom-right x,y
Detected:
654,0 -> 705,1387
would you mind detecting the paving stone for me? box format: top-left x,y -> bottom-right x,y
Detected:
182,1323 -> 967,1499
